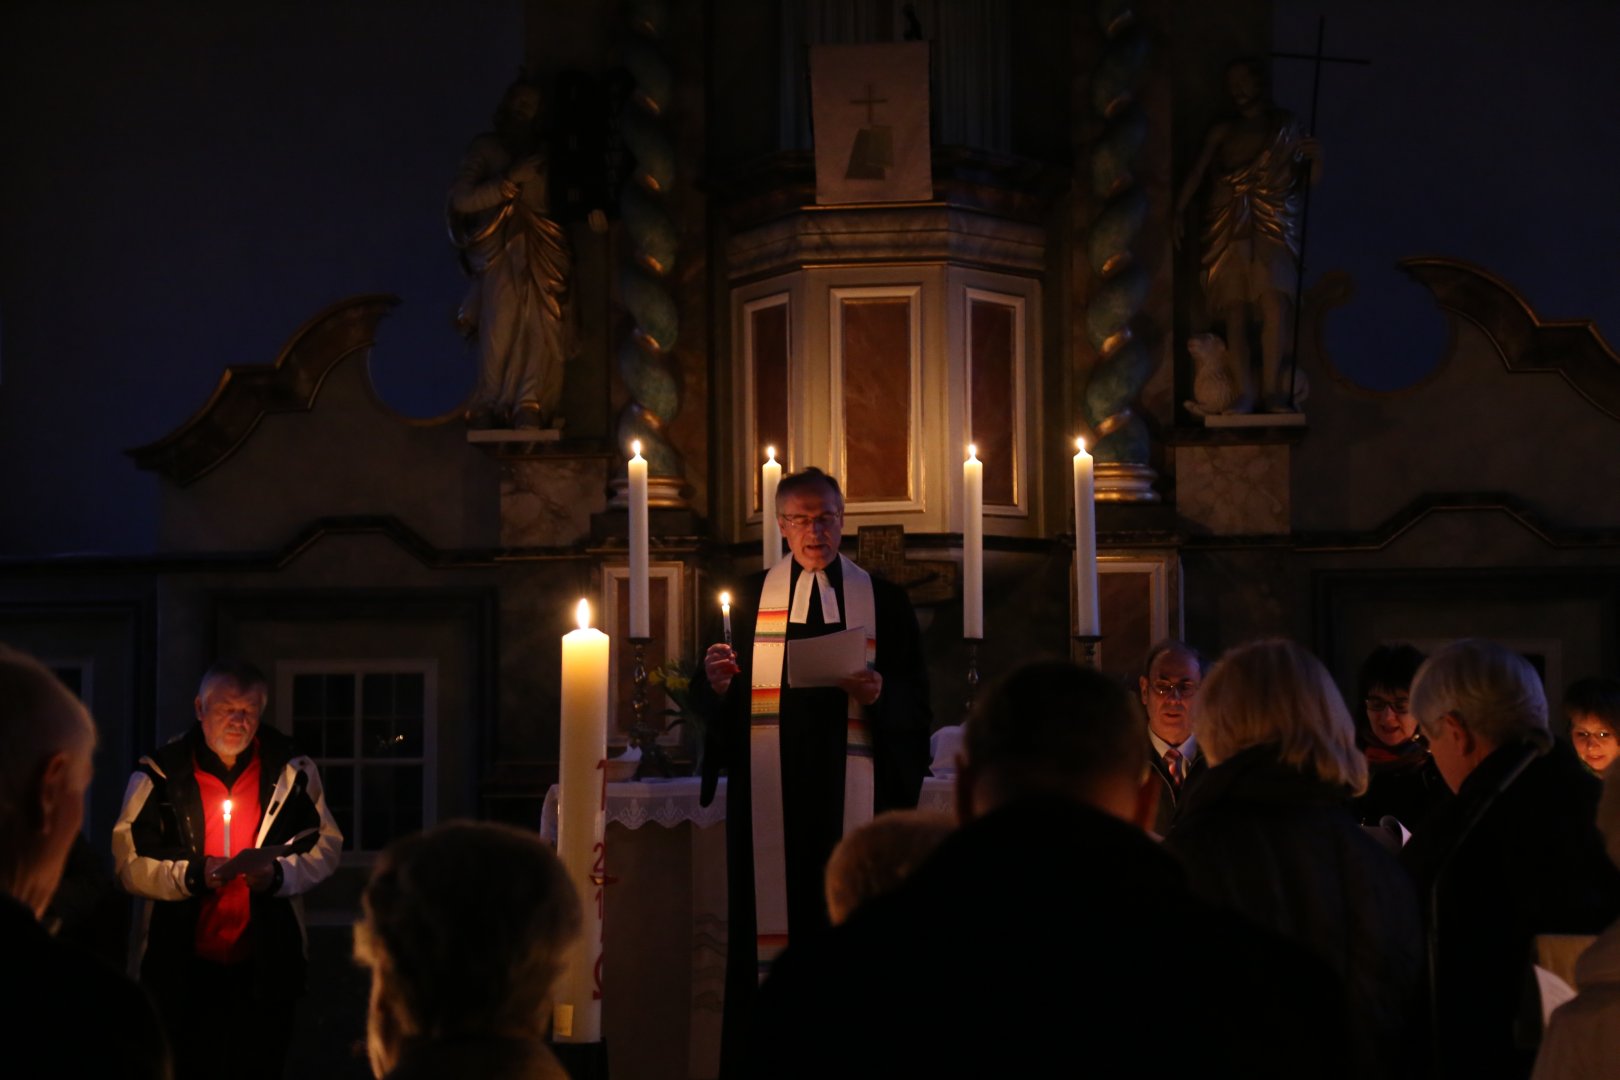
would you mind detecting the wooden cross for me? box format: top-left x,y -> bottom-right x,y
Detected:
1271,16 -> 1372,395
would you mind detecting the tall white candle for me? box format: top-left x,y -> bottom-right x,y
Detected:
720,591 -> 733,646
555,599 -> 609,1044
963,444 -> 984,639
222,798 -> 233,858
762,446 -> 782,569
1073,438 -> 1101,637
628,441 -> 650,639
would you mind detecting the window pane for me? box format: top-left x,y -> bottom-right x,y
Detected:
326,715 -> 354,758
323,764 -> 353,809
293,718 -> 324,756
393,714 -> 424,757
291,675 -> 320,718
395,673 -> 425,717
363,716 -> 397,758
394,765 -> 424,836
361,768 -> 392,851
325,674 -> 354,717
363,673 -> 393,717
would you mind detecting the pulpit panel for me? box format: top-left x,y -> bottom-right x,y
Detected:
833,287 -> 921,507
746,297 -> 791,514
967,292 -> 1020,507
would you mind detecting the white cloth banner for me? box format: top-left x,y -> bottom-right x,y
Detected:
810,42 -> 933,205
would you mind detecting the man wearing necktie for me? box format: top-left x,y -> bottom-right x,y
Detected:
697,467 -> 931,1075
1140,639 -> 1207,836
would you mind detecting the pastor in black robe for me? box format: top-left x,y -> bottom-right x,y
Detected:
695,557 -> 931,1076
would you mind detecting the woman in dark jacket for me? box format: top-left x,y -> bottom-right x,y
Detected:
1165,639 -> 1426,1080
1351,643 -> 1450,832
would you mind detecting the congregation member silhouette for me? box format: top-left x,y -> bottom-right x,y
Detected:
353,821 -> 580,1080
1403,640 -> 1620,1079
821,808 -> 953,926
1532,764 -> 1620,1078
1351,643 -> 1450,833
0,646 -> 171,1079
1563,676 -> 1620,778
752,659 -> 1351,1079
1165,638 -> 1426,1078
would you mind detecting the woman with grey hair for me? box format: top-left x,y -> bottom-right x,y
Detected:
354,821 -> 581,1080
1165,638 -> 1425,1079
1400,640 -> 1620,1080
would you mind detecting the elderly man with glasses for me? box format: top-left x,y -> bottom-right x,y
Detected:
696,466 -> 932,1076
1138,639 -> 1206,836
1401,640 -> 1620,1079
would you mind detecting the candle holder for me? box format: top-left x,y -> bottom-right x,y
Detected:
1072,634 -> 1103,669
963,638 -> 982,721
625,637 -> 678,779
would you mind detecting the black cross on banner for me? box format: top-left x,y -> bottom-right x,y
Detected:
850,83 -> 888,124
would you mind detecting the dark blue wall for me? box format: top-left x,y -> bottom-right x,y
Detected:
0,0 -> 523,555
1272,1 -> 1620,391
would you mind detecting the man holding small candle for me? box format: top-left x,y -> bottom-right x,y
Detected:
696,467 -> 932,1075
113,660 -> 343,1080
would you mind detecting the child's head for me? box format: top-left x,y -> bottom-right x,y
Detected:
1565,677 -> 1620,776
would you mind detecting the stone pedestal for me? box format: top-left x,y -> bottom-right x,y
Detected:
1174,441 -> 1292,536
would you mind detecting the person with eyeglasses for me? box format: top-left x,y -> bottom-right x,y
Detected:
1564,677 -> 1620,778
1137,639 -> 1207,836
694,467 -> 932,1076
1350,643 -> 1450,835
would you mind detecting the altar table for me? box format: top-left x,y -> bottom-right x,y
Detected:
540,775 -> 956,1079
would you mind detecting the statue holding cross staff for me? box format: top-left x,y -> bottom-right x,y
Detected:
1176,57 -> 1322,414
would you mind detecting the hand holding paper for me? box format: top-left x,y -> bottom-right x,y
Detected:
786,627 -> 872,693
209,827 -> 320,883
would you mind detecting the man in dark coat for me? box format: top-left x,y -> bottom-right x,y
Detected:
696,468 -> 931,1075
1138,638 -> 1207,835
1404,639 -> 1620,1079
0,646 -> 171,1079
752,660 -> 1351,1079
113,659 -> 344,1080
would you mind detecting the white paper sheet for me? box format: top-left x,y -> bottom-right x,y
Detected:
1535,964 -> 1578,1024
786,626 -> 868,687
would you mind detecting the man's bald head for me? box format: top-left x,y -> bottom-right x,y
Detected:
958,660 -> 1145,823
0,646 -> 96,916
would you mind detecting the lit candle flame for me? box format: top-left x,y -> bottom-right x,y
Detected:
720,591 -> 731,612
1076,436 -> 1087,453
630,439 -> 642,458
967,443 -> 978,461
765,445 -> 777,464
575,599 -> 592,631
222,799 -> 232,821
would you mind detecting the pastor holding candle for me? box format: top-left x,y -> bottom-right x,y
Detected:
694,467 -> 932,1074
